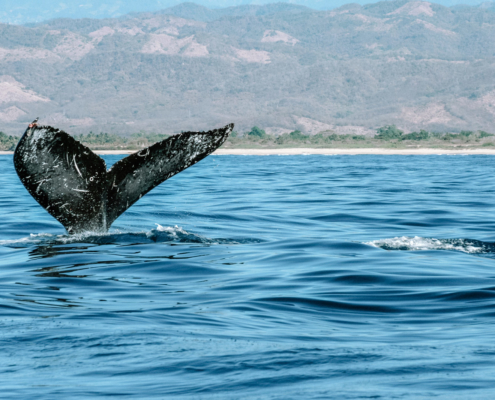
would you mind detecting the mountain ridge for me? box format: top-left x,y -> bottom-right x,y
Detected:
1,1 -> 495,136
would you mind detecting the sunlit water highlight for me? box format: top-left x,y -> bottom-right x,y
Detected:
2,154 -> 495,399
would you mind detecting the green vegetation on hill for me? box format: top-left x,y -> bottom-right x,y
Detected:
375,125 -> 405,140
0,132 -> 19,151
222,126 -> 495,150
0,130 -> 171,151
247,126 -> 267,139
2,126 -> 495,151
74,131 -> 170,150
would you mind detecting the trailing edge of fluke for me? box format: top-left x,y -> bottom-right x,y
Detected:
14,119 -> 234,234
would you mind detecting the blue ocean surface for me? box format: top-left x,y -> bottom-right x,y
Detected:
2,153 -> 495,399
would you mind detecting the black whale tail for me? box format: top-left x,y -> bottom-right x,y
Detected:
14,121 -> 233,234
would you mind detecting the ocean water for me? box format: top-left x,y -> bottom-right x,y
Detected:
2,153 -> 495,399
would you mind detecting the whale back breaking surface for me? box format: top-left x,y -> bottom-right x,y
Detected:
14,123 -> 233,234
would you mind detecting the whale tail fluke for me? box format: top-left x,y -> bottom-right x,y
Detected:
14,123 -> 233,234
105,124 -> 233,226
14,125 -> 108,234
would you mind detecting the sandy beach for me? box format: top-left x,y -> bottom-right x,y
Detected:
3,148 -> 495,156
213,148 -> 495,155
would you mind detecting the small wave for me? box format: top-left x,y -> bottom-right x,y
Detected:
365,236 -> 495,254
0,232 -> 55,247
0,225 -> 258,248
148,224 -> 249,244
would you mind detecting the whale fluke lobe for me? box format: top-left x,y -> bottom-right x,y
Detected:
14,125 -> 108,233
14,122 -> 233,234
105,125 -> 233,226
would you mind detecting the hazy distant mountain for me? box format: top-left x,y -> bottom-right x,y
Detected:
1,0 -> 495,136
0,0 -> 321,25
148,2 -> 314,22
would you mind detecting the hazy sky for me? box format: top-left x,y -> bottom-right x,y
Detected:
3,0 -> 494,13
1,0 -> 493,25
156,0 -> 491,7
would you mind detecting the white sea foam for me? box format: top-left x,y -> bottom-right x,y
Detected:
0,232 -> 55,246
149,224 -> 192,239
365,236 -> 490,254
0,225 -> 243,247
0,230 -> 121,246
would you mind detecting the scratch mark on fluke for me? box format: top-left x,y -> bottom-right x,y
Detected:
73,155 -> 83,178
14,119 -> 234,234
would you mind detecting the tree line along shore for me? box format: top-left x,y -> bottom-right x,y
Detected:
1,125 -> 495,151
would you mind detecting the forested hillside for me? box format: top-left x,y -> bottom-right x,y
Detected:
1,1 -> 495,136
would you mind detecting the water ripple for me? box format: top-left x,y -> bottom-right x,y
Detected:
2,154 -> 495,399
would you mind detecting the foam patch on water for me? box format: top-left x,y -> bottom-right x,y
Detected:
147,224 -> 237,244
151,224 -> 196,238
0,225 -> 258,248
365,236 -> 495,254
0,232 -> 56,246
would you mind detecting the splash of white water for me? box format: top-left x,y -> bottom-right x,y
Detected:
365,236 -> 490,254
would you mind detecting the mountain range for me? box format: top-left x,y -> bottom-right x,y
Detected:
1,0 -> 495,136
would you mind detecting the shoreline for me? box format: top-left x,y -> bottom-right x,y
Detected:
3,148 -> 495,155
213,148 -> 495,155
